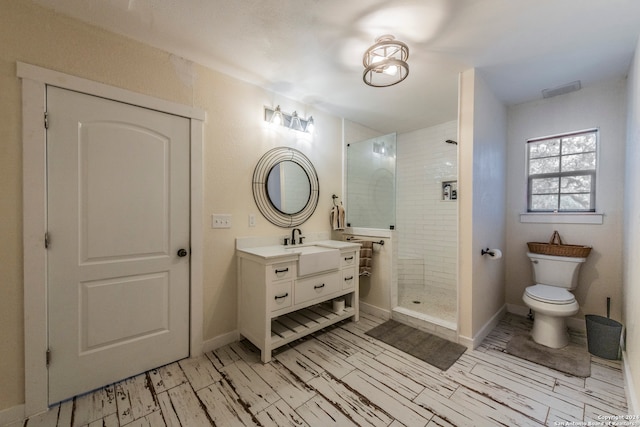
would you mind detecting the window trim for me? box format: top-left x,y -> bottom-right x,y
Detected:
519,212 -> 604,224
526,128 -> 599,213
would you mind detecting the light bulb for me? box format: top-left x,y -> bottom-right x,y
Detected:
305,116 -> 314,133
383,65 -> 398,76
271,106 -> 282,126
371,54 -> 385,64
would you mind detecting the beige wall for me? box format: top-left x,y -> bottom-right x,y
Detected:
458,69 -> 508,343
505,79 -> 627,323
623,36 -> 640,413
344,119 -> 382,147
458,70 -> 475,341
0,2 -> 342,411
469,71 -> 508,337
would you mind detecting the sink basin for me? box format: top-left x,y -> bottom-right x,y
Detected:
285,245 -> 341,276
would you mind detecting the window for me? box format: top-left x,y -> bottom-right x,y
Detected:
527,129 -> 597,212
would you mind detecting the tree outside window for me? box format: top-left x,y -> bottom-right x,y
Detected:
527,129 -> 597,212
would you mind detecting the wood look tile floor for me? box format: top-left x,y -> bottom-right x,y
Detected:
18,313 -> 629,427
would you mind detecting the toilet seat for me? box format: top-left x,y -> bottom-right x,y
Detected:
525,284 -> 575,305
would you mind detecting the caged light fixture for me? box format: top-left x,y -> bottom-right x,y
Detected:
264,105 -> 315,133
363,34 -> 409,87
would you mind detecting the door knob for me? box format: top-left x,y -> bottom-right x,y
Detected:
177,248 -> 188,257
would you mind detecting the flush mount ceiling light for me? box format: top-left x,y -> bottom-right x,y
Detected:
363,34 -> 409,87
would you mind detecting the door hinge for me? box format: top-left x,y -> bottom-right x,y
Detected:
46,348 -> 51,367
44,112 -> 49,129
45,232 -> 50,249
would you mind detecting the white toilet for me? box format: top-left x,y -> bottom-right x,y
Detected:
522,252 -> 587,348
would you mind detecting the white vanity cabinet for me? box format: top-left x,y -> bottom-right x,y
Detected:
237,242 -> 359,362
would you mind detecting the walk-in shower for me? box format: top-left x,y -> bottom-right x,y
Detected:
346,122 -> 458,332
395,121 -> 458,330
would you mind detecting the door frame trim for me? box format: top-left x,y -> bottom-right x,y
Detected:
18,62 -> 205,416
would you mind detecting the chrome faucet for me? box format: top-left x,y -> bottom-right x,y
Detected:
291,228 -> 303,245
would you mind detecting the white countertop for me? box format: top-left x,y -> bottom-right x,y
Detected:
236,240 -> 360,260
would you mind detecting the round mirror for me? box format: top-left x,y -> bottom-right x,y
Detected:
253,147 -> 319,227
266,161 -> 311,214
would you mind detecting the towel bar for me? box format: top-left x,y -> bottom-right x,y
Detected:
346,237 -> 385,246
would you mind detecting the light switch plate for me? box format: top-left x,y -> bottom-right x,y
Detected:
212,214 -> 232,229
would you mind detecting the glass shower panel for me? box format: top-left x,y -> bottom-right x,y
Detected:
346,133 -> 396,229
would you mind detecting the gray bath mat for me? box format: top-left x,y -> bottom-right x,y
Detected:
506,334 -> 591,377
366,320 -> 466,371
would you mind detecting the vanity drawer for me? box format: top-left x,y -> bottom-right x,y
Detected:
295,272 -> 340,305
342,268 -> 357,290
270,262 -> 295,282
341,251 -> 357,268
270,281 -> 293,312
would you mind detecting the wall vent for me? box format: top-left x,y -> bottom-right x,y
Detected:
542,80 -> 582,99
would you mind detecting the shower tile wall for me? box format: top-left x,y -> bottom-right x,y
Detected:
396,120 -> 458,308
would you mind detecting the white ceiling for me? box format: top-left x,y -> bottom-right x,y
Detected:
33,0 -> 640,133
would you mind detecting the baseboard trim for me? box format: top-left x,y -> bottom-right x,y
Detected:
0,403 -> 25,426
506,303 -> 530,318
457,334 -> 474,349
201,330 -> 239,354
465,305 -> 507,349
359,301 -> 391,321
623,350 -> 639,415
567,316 -> 586,333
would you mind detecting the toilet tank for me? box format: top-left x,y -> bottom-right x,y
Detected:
527,252 -> 586,290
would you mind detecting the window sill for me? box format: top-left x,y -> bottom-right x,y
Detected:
519,213 -> 604,224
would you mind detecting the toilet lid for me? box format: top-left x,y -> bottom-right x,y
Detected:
525,284 -> 576,304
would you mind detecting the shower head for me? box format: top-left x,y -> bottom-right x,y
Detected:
446,139 -> 458,145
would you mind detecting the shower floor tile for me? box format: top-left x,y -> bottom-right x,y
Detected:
398,285 -> 457,324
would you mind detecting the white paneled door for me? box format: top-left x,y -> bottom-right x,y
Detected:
46,87 -> 190,404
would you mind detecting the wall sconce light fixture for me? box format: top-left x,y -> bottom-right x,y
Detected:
264,105 -> 315,133
363,34 -> 409,87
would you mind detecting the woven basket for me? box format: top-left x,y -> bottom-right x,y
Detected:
527,231 -> 592,258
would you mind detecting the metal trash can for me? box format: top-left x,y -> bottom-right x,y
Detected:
585,315 -> 623,360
